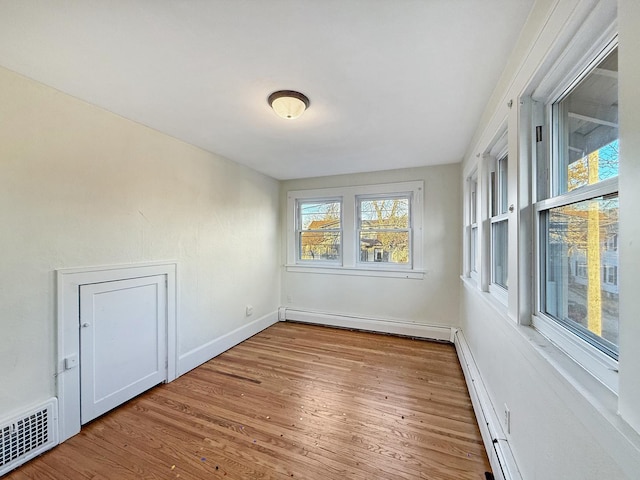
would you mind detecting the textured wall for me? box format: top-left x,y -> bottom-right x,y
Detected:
0,67 -> 281,416
280,164 -> 461,327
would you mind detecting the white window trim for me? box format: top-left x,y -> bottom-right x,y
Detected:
530,26 -> 619,391
488,282 -> 508,306
549,40 -> 619,199
356,193 -> 412,268
286,181 -> 424,279
467,173 -> 479,283
295,197 -> 343,266
488,135 -> 509,301
533,181 -> 620,386
531,313 -> 618,393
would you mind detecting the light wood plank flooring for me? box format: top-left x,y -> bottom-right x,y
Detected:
6,322 -> 491,479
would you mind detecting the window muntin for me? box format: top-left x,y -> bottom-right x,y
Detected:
538,43 -> 619,360
357,196 -> 411,265
297,199 -> 342,262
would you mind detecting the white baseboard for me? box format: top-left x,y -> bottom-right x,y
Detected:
454,329 -> 522,480
279,307 -> 454,342
177,311 -> 279,376
161,308 -> 521,480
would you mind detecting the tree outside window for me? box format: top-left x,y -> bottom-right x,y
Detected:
358,197 -> 410,265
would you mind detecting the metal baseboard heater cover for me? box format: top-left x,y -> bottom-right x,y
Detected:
0,398 -> 58,476
454,331 -> 522,480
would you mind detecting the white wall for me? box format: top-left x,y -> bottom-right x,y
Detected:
460,0 -> 640,478
617,0 -> 640,436
0,67 -> 281,417
461,287 -> 630,479
280,165 -> 461,327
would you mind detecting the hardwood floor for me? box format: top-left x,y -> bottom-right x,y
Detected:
7,322 -> 491,479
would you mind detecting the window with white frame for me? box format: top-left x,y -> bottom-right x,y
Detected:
287,181 -> 424,278
536,41 -> 619,361
469,174 -> 479,280
357,195 -> 410,265
490,152 -> 509,292
296,199 -> 342,262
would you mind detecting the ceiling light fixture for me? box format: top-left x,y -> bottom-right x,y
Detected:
268,90 -> 310,119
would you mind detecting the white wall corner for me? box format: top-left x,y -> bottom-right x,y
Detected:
177,310 -> 279,377
449,327 -> 459,344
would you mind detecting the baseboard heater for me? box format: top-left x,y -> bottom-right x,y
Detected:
454,330 -> 522,480
0,398 -> 58,476
279,307 -> 454,343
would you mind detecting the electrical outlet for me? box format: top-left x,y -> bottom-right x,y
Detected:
286,294 -> 293,303
245,305 -> 253,317
503,403 -> 511,434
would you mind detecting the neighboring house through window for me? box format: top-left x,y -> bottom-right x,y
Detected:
297,199 -> 342,262
357,196 -> 411,265
287,181 -> 424,278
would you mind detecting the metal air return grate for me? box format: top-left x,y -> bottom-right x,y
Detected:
0,398 -> 58,476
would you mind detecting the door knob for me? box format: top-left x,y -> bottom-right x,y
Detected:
82,322 -> 90,328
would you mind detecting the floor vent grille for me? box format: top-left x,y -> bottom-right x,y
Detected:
0,398 -> 58,476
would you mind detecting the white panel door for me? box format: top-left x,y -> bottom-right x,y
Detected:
80,275 -> 167,423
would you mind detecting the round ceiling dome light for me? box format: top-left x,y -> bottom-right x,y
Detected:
268,90 -> 310,119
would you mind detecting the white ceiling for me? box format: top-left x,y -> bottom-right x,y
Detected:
0,1 -> 534,180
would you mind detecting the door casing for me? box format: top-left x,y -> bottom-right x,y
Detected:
56,262 -> 177,442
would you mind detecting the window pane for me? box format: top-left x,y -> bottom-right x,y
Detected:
358,197 -> 410,265
359,198 -> 409,229
492,220 -> 508,289
299,232 -> 341,260
299,200 -> 341,230
470,226 -> 478,273
557,48 -> 618,194
498,156 -> 508,214
543,195 -> 619,354
471,184 -> 477,223
359,231 -> 409,264
298,200 -> 341,262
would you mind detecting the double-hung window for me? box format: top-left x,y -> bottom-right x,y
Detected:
469,174 -> 479,280
357,196 -> 411,265
490,153 -> 509,293
296,199 -> 342,263
535,42 -> 619,365
287,181 -> 423,278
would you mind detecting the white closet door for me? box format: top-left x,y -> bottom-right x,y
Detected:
80,275 -> 167,423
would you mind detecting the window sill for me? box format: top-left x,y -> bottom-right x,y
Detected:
461,275 -> 510,317
462,275 -> 618,393
461,274 -> 477,288
285,264 -> 425,279
532,313 -> 618,393
461,278 -> 640,475
489,283 -> 508,307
